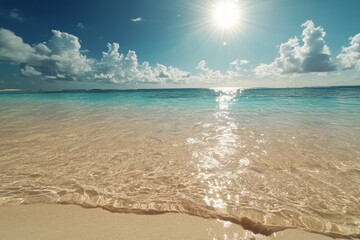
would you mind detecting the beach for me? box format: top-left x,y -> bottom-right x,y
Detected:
1,0 -> 360,237
0,204 -> 339,240
0,87 -> 359,239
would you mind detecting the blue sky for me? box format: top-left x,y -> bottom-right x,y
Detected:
0,0 -> 360,89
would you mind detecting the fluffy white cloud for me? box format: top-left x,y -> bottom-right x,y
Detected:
254,63 -> 281,77
154,64 -> 190,82
196,59 -> 250,83
34,43 -> 51,55
21,66 -> 42,76
96,43 -> 190,84
101,43 -> 123,66
44,30 -> 92,78
0,28 -> 34,63
255,20 -> 335,76
231,59 -> 249,67
0,28 -> 190,85
196,60 -> 225,82
9,9 -> 24,22
337,33 -> 360,70
0,28 -> 92,81
227,59 -> 250,78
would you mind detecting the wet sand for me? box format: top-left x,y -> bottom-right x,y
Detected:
0,204 -> 339,240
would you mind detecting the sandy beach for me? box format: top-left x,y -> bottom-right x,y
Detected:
1,0 -> 359,237
0,204 -> 340,240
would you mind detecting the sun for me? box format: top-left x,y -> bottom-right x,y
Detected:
213,1 -> 240,30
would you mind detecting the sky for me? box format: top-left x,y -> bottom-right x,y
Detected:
0,0 -> 360,90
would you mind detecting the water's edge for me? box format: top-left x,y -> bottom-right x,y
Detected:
11,201 -> 357,239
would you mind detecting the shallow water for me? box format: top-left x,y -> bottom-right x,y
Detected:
0,87 -> 359,238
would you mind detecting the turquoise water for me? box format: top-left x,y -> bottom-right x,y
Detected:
1,87 -> 359,141
0,86 -> 359,238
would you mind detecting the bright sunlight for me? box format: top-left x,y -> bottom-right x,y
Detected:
213,0 -> 240,30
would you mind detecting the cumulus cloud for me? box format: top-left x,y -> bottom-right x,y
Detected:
0,28 -> 34,63
0,27 -> 245,86
44,30 -> 92,78
337,33 -> 360,70
0,28 -> 90,81
228,59 -> 249,75
155,64 -> 191,81
196,60 -> 224,82
0,28 -> 191,84
21,66 -> 42,76
9,9 -> 24,22
95,43 -> 190,84
196,59 -> 250,82
131,17 -> 144,22
255,20 -> 336,76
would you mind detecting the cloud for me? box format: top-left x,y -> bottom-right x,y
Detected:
231,59 -> 249,66
229,59 -> 249,72
227,59 -> 250,79
0,31 -> 189,85
95,43 -> 190,84
131,17 -> 144,22
44,30 -> 92,78
255,20 -> 336,76
337,33 -> 360,70
9,9 -> 24,22
196,59 -> 250,83
0,28 -> 92,81
0,28 -> 251,86
21,66 -> 42,76
196,60 -> 225,82
77,22 -> 85,29
0,28 -> 34,63
154,64 -> 191,82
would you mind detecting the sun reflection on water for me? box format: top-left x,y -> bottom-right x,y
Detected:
214,87 -> 242,111
186,87 -> 249,210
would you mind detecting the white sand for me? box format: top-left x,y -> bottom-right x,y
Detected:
0,204 -> 337,240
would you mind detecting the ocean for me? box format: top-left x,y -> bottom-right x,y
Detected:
0,86 -> 359,238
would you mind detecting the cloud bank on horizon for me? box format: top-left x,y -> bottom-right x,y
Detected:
0,20 -> 359,86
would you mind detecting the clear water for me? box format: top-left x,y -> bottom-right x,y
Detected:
0,87 -> 359,238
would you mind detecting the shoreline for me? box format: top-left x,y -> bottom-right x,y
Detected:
0,85 -> 359,93
0,204 -> 342,240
